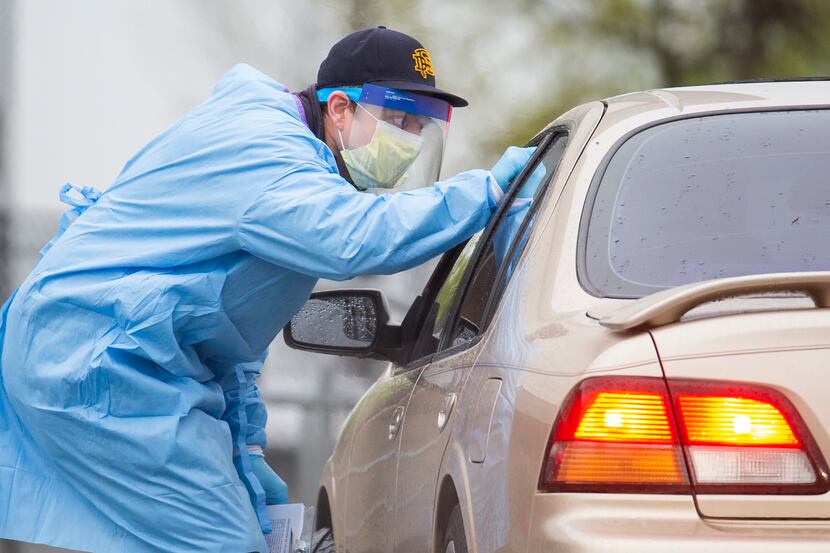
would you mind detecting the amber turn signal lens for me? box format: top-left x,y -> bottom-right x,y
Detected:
549,442 -> 686,485
677,395 -> 799,447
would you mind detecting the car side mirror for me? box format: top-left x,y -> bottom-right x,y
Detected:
284,289 -> 403,362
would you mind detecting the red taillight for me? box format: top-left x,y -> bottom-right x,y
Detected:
541,377 -> 688,493
571,391 -> 674,443
539,377 -> 830,495
671,380 -> 828,494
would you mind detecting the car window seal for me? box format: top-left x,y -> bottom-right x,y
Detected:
397,240 -> 470,366
393,352 -> 434,374
478,132 -> 571,331
428,334 -> 484,364
434,133 -> 554,353
438,127 -> 572,352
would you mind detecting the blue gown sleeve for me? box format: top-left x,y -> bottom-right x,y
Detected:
220,355 -> 272,534
237,162 -> 501,281
492,161 -> 546,275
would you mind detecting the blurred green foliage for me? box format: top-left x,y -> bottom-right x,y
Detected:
332,0 -> 829,157
497,0 -> 830,151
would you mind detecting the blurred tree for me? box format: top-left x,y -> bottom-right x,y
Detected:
493,0 -> 830,151
178,1 -> 830,175
337,0 -> 432,44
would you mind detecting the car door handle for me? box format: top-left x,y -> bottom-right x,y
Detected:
437,392 -> 457,432
388,405 -> 405,440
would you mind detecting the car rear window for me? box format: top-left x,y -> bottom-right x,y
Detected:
582,109 -> 830,298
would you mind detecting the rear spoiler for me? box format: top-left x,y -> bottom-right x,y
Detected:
592,272 -> 830,331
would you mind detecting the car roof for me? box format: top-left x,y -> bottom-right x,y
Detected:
600,79 -> 830,123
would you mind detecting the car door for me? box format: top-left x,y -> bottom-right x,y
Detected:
393,131 -> 571,552
390,231 -> 484,552
340,363 -> 420,552
340,241 -> 480,553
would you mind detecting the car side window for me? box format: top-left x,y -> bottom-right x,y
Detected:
431,232 -> 483,341
443,133 -> 569,350
406,232 -> 483,363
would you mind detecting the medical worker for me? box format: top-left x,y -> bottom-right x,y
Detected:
0,27 -> 534,552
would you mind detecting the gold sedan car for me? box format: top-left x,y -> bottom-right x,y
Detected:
288,80 -> 830,553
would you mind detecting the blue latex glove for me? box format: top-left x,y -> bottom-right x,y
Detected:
250,453 -> 289,505
517,163 -> 547,200
490,146 -> 536,193
235,452 -> 290,506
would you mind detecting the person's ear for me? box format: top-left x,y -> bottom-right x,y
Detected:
326,91 -> 352,131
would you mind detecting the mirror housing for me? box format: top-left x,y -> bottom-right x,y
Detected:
284,289 -> 405,364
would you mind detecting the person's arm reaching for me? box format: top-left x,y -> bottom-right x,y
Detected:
237,147 -> 534,280
492,159 -> 547,270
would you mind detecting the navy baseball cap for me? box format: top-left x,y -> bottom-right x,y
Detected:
316,26 -> 468,108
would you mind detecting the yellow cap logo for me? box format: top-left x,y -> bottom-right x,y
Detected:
412,48 -> 435,80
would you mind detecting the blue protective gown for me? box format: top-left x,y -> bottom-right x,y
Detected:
0,64 -> 500,553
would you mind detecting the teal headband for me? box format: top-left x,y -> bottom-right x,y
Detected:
316,87 -> 363,103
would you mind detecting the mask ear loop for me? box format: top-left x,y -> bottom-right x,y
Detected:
337,127 -> 347,151
334,95 -> 360,151
338,103 -> 375,152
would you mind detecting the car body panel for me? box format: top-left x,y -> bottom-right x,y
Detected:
602,82 -> 830,128
528,494 -> 830,552
651,309 -> 830,519
466,377 -> 502,464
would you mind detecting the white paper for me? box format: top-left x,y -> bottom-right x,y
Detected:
265,503 -> 305,553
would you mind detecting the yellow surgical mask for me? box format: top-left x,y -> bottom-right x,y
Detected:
340,108 -> 424,190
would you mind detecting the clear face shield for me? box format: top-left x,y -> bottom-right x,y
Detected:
339,84 -> 452,193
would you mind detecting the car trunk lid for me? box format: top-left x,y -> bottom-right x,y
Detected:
651,308 -> 830,519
